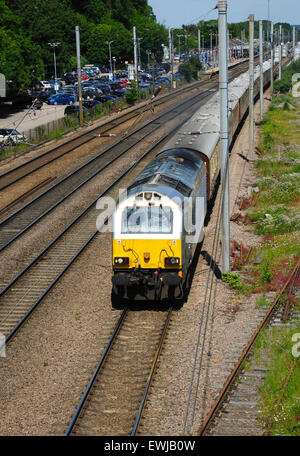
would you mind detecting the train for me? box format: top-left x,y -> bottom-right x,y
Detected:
111,60 -> 273,303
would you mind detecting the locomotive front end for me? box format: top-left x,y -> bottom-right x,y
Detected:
112,188 -> 183,301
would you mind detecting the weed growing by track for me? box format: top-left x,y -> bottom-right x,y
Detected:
243,93 -> 300,294
253,326 -> 300,436
239,91 -> 300,436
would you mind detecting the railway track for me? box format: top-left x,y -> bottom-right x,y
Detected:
0,59 -> 252,193
0,84 -> 216,343
0,87 -> 217,252
0,59 -> 256,253
0,78 -> 213,192
65,307 -> 172,436
198,260 -> 300,436
0,57 -> 270,355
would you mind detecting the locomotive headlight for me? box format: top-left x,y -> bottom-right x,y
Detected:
114,257 -> 129,265
165,257 -> 180,266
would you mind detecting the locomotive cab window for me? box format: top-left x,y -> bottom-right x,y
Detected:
121,206 -> 173,234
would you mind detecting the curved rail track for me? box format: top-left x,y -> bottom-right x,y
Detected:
0,87 -> 216,251
65,307 -> 172,436
0,61 -> 254,253
0,85 -> 215,343
0,57 -> 270,355
198,260 -> 300,436
0,59 -> 252,192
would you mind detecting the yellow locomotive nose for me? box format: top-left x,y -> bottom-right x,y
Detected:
113,239 -> 182,269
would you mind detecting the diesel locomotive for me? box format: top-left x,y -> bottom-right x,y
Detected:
111,61 -> 272,302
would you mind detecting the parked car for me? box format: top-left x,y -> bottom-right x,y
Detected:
93,83 -> 111,95
111,88 -> 126,97
64,104 -> 90,116
32,99 -> 43,109
109,81 -> 126,90
40,80 -> 51,89
82,99 -> 103,109
94,95 -> 117,103
37,89 -> 56,101
47,93 -> 76,105
0,128 -> 27,145
11,93 -> 34,109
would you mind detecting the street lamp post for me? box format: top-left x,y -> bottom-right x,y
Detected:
210,33 -> 213,66
137,38 -> 142,67
106,40 -> 113,79
146,50 -> 151,68
177,34 -> 184,61
48,42 -> 60,92
112,56 -> 116,80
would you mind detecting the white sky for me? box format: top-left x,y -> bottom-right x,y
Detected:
148,0 -> 300,28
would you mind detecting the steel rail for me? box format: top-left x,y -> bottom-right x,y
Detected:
197,258 -> 300,436
65,308 -> 128,436
131,306 -> 173,436
65,307 -> 172,436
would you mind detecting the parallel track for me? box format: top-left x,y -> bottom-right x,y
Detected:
0,59 -> 251,192
0,78 -> 214,191
0,59 -> 255,253
65,307 -> 172,436
0,57 -> 267,352
198,260 -> 300,436
0,86 -> 215,342
0,86 -> 216,251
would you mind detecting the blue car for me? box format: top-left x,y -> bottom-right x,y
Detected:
47,93 -> 76,105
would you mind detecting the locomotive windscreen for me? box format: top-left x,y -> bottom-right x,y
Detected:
121,206 -> 173,234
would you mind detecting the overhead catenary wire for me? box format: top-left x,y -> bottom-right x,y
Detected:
182,146 -> 231,435
182,35 -> 265,432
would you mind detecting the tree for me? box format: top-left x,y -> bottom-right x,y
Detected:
178,57 -> 202,83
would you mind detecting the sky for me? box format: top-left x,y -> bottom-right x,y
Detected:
148,0 -> 300,28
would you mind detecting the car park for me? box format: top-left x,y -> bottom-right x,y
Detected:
47,93 -> 76,105
0,128 -> 27,145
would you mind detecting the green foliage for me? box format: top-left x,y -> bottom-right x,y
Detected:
178,57 -> 202,83
254,326 -> 300,436
124,80 -> 139,105
274,59 -> 300,94
0,0 -> 167,91
249,207 -> 300,235
222,273 -> 250,293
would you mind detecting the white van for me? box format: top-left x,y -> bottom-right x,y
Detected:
40,80 -> 51,89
